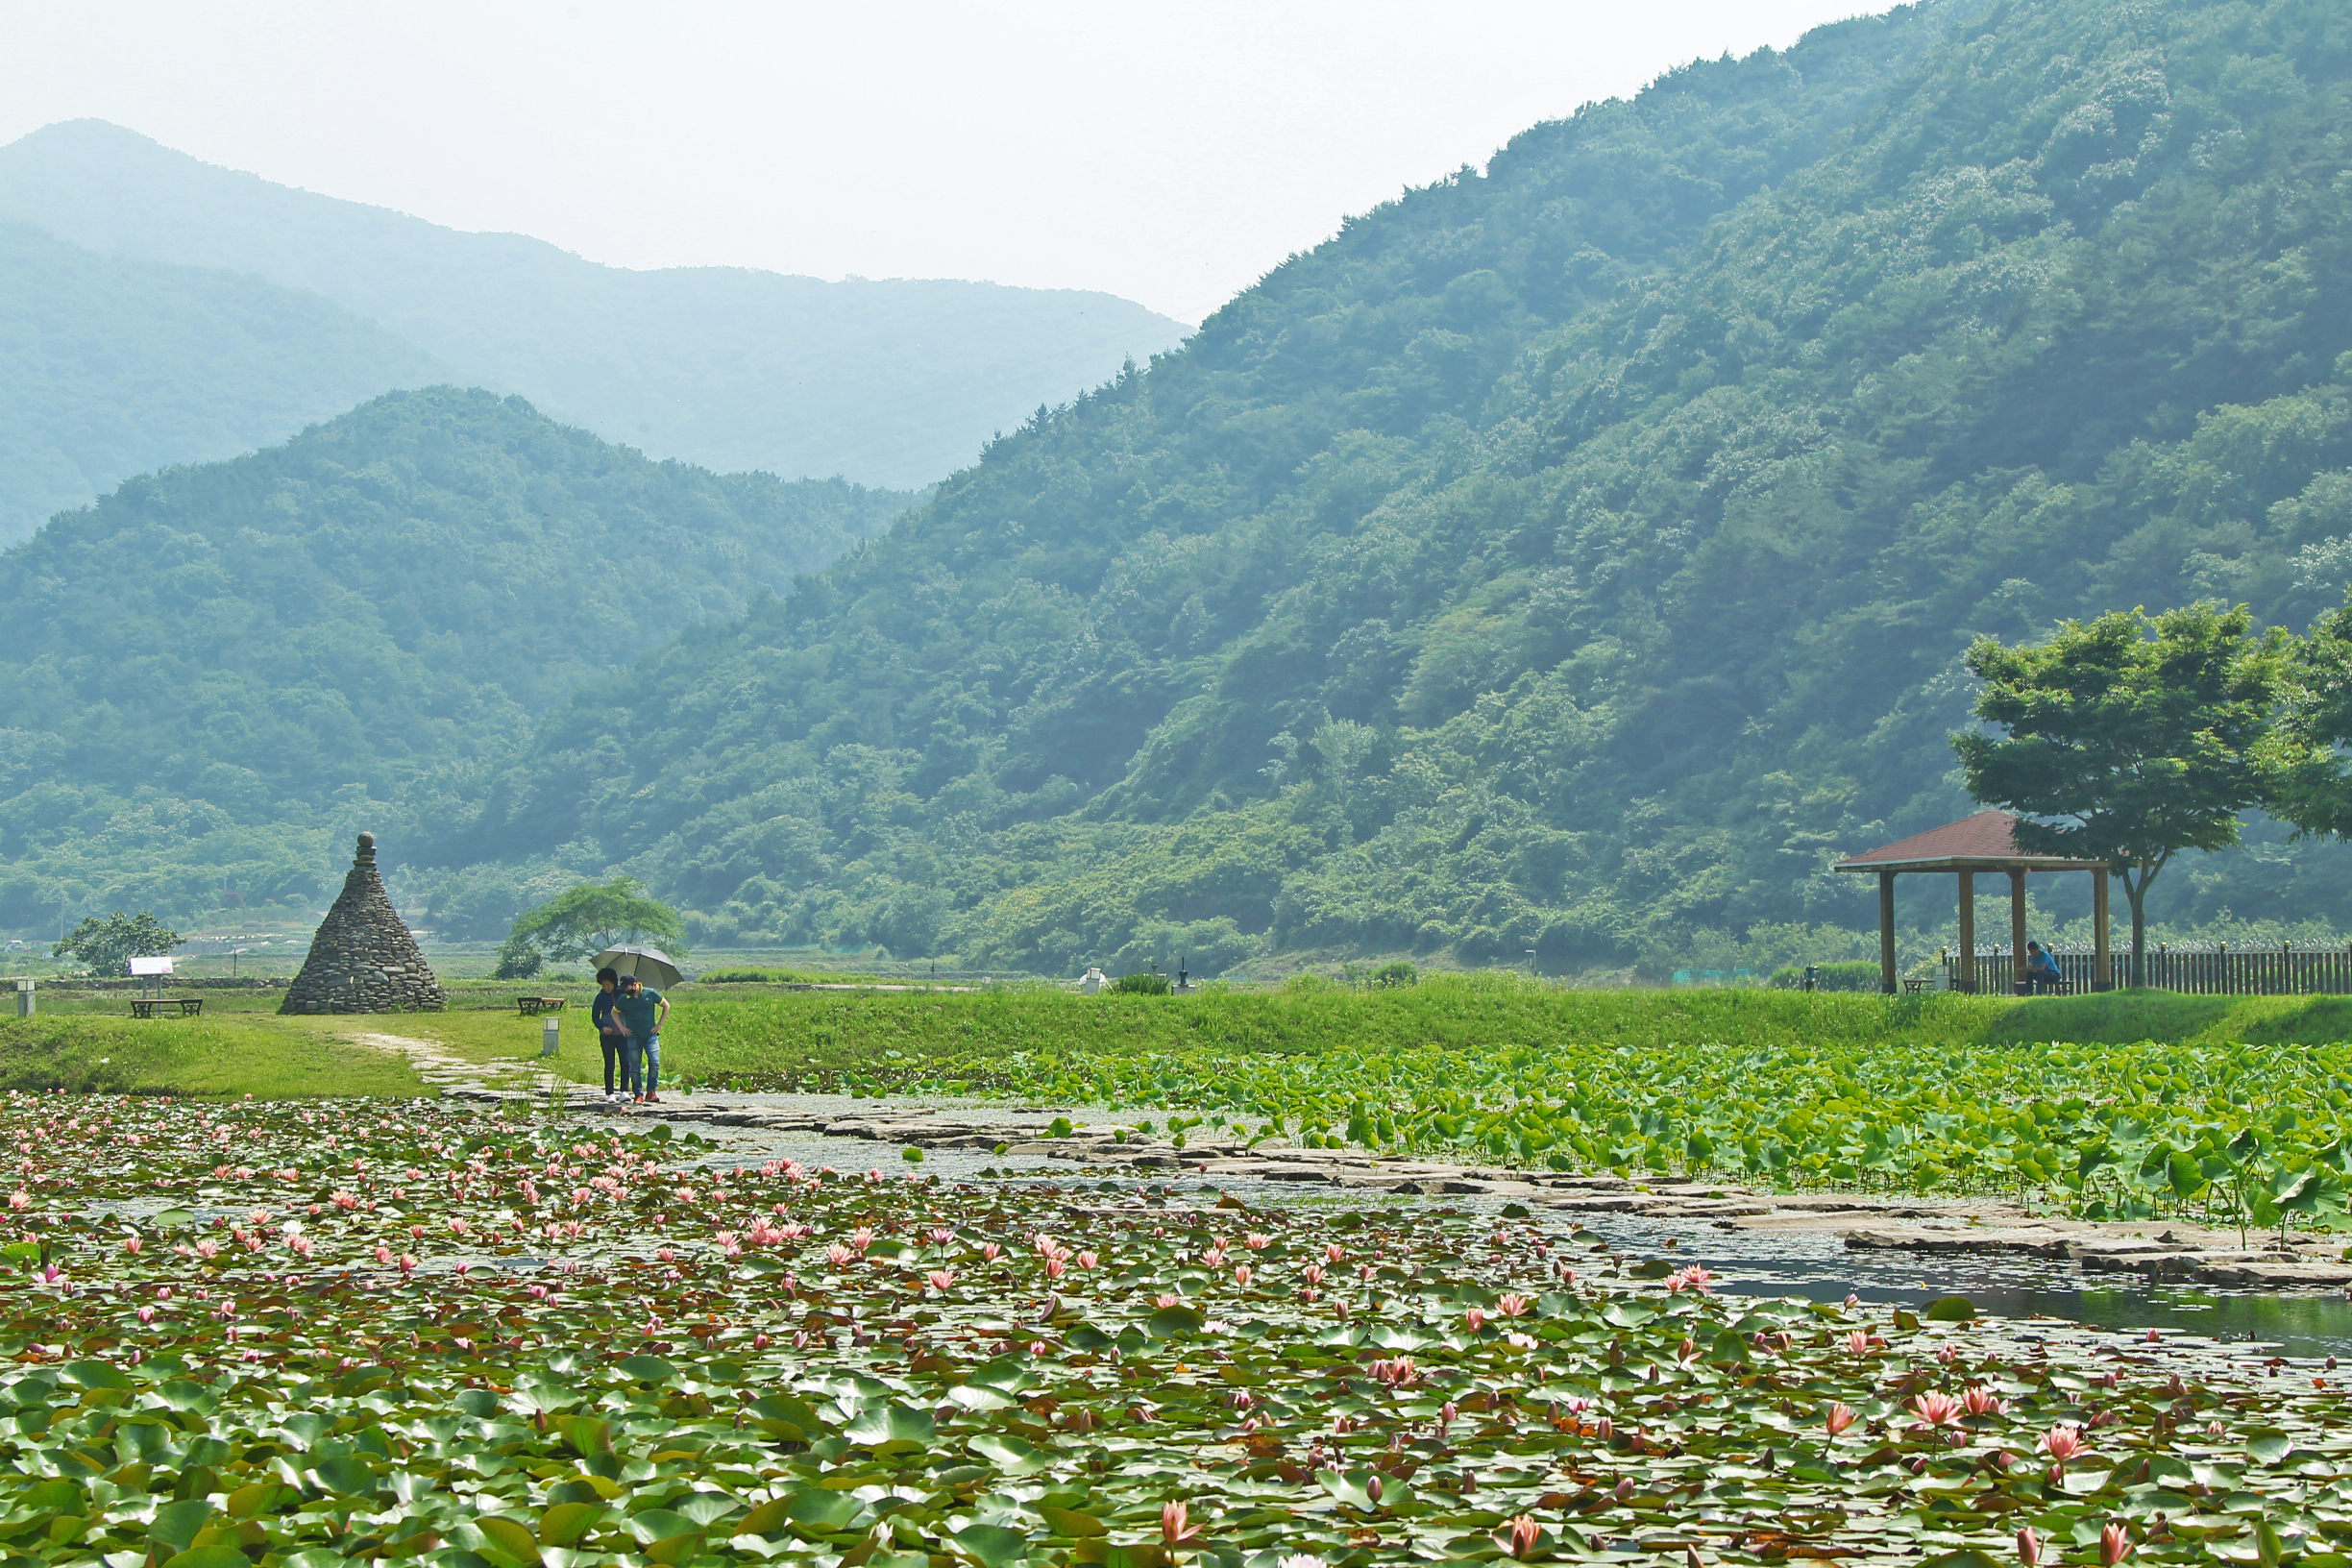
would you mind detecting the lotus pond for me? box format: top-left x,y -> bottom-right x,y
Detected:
9,1092 -> 2352,1568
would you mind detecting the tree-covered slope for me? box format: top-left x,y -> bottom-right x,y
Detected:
442,0 -> 1975,964
0,122 -> 1191,492
0,219 -> 448,545
455,0 -> 2352,974
0,388 -> 910,926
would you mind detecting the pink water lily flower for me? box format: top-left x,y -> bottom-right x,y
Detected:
1910,1391 -> 1965,1428
1163,1501 -> 1206,1546
927,1269 -> 955,1291
2017,1527 -> 2043,1567
1962,1386 -> 2007,1417
1498,1515 -> 1541,1561
1825,1402 -> 1857,1436
2042,1425 -> 2087,1466
2100,1522 -> 2131,1566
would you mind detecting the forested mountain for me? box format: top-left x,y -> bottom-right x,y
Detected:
0,122 -> 1191,493
0,219 -> 447,543
0,388 -> 909,927
431,0 -> 2352,974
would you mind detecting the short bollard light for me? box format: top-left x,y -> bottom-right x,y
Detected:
541,1016 -> 560,1058
12,980 -> 30,1018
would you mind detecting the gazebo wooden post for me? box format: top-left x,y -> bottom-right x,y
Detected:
1878,870 -> 1898,995
2008,869 -> 2029,993
1956,871 -> 1976,993
2092,867 -> 2112,992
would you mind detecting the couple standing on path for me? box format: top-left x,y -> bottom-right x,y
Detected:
591,968 -> 668,1103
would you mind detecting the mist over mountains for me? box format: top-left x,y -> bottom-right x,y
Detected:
0,120 -> 1187,542
12,0 -> 2352,976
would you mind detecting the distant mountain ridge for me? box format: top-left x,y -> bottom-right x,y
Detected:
0,121 -> 1192,492
0,217 -> 449,542
0,387 -> 911,928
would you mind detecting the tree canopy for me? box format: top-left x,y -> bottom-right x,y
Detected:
53,911 -> 181,974
500,878 -> 685,978
1954,605 -> 2288,982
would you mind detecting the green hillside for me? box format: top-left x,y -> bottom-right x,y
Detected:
0,219 -> 447,544
433,0 -> 2352,975
0,387 -> 909,928
0,121 -> 1190,492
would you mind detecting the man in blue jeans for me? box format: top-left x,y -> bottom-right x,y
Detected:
615,973 -> 670,1104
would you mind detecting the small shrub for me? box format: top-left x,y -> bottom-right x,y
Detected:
1764,960 -> 1882,992
1111,972 -> 1171,995
1371,961 -> 1419,988
490,936 -> 542,981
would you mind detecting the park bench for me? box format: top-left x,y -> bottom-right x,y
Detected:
517,996 -> 568,1017
128,997 -> 204,1017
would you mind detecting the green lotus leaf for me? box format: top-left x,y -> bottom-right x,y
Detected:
154,1209 -> 197,1230
738,1498 -> 793,1538
1146,1306 -> 1205,1338
150,1499 -> 213,1554
477,1515 -> 544,1566
673,1493 -> 741,1529
970,1434 -> 1053,1473
615,1354 -> 676,1383
537,1502 -> 603,1546
57,1360 -> 131,1390
1923,1295 -> 1976,1322
1922,1552 -> 2004,1568
163,1551 -> 253,1568
2247,1433 -> 2295,1465
559,1415 -> 612,1457
957,1522 -> 1031,1568
307,1455 -> 380,1497
1035,1505 -> 1107,1538
625,1509 -> 698,1547
845,1400 -> 935,1451
780,1489 -> 864,1532
948,1383 -> 1017,1411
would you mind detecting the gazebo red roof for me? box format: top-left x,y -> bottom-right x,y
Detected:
1834,810 -> 2105,872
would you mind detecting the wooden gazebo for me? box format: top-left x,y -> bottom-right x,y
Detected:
1834,811 -> 2112,994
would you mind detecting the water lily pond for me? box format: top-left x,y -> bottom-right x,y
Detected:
9,1093 -> 2350,1568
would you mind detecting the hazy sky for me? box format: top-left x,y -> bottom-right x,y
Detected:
0,1 -> 1880,323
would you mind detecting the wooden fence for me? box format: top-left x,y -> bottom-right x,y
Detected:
1942,944 -> 2352,996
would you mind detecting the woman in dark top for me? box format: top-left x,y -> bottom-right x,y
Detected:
591,968 -> 625,1101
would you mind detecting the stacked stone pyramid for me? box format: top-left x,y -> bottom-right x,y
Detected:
281,833 -> 447,1014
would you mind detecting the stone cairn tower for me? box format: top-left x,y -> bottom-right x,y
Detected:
281,833 -> 447,1014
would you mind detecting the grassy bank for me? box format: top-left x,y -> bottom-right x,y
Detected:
0,1014 -> 424,1096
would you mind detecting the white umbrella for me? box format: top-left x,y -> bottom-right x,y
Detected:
595,944 -> 683,989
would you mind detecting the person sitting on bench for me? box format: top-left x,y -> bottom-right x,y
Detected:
2024,941 -> 2064,993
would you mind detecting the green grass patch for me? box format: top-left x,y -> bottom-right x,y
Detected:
0,1015 -> 425,1096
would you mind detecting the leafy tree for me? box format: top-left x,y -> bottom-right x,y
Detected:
1952,605 -> 2287,987
502,877 -> 686,970
52,912 -> 182,974
2260,599 -> 2352,840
